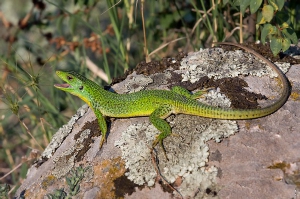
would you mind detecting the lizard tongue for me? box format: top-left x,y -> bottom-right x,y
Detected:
54,83 -> 70,88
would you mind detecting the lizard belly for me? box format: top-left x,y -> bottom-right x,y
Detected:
99,101 -> 158,117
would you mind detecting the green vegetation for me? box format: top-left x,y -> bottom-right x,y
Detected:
0,0 -> 299,197
235,0 -> 298,54
45,166 -> 91,199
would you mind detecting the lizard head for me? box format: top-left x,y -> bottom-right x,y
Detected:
54,71 -> 93,106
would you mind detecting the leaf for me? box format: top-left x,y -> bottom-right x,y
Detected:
250,0 -> 262,14
261,24 -> 271,44
69,14 -> 78,36
262,5 -> 274,22
257,11 -> 266,24
281,38 -> 291,52
282,28 -> 298,44
270,37 -> 282,55
239,0 -> 250,15
56,15 -> 64,35
275,10 -> 290,25
231,0 -> 241,6
261,24 -> 277,44
280,22 -> 290,29
274,0 -> 285,10
268,0 -> 278,11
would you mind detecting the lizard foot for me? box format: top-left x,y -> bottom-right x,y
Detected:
152,137 -> 169,161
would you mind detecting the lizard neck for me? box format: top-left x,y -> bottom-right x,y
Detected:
79,79 -> 112,108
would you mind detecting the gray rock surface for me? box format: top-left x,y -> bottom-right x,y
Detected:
15,47 -> 300,199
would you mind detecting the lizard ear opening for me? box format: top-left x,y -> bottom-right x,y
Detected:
79,85 -> 84,90
67,76 -> 73,81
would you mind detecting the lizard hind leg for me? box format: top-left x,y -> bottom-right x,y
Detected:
150,105 -> 173,160
171,86 -> 214,99
171,86 -> 193,98
191,87 -> 215,99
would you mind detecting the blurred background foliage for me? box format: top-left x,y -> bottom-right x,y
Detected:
0,0 -> 299,197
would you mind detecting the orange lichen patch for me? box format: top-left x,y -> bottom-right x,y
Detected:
268,161 -> 300,188
274,76 -> 283,88
244,121 -> 251,130
290,91 -> 300,101
274,177 -> 283,181
41,175 -> 57,189
258,124 -> 265,130
24,184 -> 49,199
173,176 -> 183,187
93,157 -> 128,199
268,161 -> 290,170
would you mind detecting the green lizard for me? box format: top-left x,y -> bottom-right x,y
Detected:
54,42 -> 291,158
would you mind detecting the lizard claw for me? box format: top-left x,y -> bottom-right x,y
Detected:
99,136 -> 106,149
152,137 -> 169,161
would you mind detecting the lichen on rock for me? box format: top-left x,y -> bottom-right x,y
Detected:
115,90 -> 238,198
180,48 -> 290,83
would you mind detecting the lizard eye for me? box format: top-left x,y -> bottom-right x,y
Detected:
79,85 -> 83,90
67,76 -> 73,81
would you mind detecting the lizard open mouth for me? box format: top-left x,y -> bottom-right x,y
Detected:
54,83 -> 70,88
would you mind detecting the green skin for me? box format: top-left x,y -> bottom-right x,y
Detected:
54,42 -> 291,159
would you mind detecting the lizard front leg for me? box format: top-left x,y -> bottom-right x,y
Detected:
93,108 -> 108,149
150,105 -> 173,160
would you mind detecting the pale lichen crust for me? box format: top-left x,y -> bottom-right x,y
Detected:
52,129 -> 91,178
42,104 -> 89,159
180,48 -> 290,83
115,91 -> 238,198
124,74 -> 154,93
